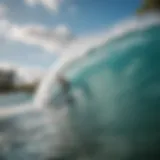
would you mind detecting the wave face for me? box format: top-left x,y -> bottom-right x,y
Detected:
1,14 -> 160,160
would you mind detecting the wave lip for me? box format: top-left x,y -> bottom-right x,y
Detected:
34,13 -> 160,108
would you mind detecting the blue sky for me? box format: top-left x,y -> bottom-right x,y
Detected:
0,0 -> 142,68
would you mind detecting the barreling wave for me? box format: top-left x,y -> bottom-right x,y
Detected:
0,12 -> 160,160
34,12 -> 160,108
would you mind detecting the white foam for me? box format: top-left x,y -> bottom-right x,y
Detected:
0,103 -> 40,120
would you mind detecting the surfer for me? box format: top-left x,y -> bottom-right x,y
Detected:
57,75 -> 71,94
57,74 -> 75,107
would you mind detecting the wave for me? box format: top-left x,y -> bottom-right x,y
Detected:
1,13 -> 160,160
34,12 -> 160,107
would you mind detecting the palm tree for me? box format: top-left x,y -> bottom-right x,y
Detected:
0,69 -> 15,92
137,0 -> 160,14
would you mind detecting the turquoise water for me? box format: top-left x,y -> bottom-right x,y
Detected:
65,21 -> 160,160
1,15 -> 160,160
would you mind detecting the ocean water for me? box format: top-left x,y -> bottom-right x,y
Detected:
0,93 -> 32,107
1,14 -> 160,160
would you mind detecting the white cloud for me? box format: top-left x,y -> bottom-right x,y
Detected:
0,19 -> 76,54
0,4 -> 109,56
1,13 -> 160,56
7,23 -> 74,53
0,3 -> 102,55
0,18 -> 105,55
25,0 -> 63,12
